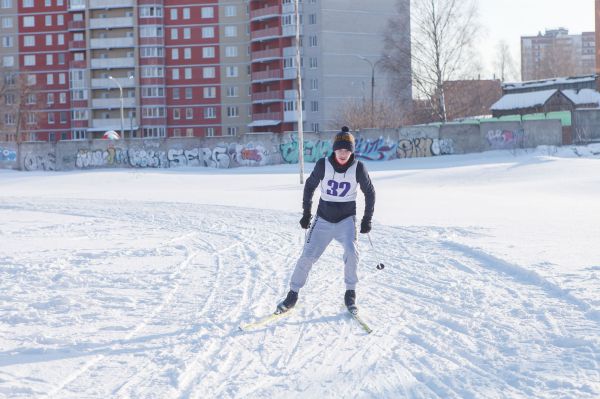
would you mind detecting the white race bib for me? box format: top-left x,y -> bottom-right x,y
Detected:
320,160 -> 358,202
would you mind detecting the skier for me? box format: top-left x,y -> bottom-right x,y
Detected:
277,126 -> 376,315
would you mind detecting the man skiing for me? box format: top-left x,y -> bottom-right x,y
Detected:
277,126 -> 376,315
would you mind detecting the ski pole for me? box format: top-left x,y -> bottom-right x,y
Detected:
367,233 -> 385,270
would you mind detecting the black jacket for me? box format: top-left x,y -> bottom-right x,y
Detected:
302,154 -> 375,223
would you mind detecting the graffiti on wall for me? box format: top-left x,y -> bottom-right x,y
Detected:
0,147 -> 17,162
486,129 -> 524,150
280,138 -> 332,164
354,137 -> 397,161
74,143 -> 273,169
397,138 -> 454,158
24,153 -> 56,171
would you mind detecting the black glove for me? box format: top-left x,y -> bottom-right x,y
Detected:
299,212 -> 312,229
360,217 -> 372,234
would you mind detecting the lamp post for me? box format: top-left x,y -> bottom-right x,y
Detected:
108,75 -> 133,139
356,56 -> 383,128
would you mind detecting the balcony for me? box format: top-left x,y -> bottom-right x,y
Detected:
281,24 -> 303,38
91,118 -> 138,130
91,97 -> 136,109
68,0 -> 85,11
68,20 -> 85,31
251,48 -> 281,62
251,27 -> 280,42
283,67 -> 302,80
91,57 -> 135,69
91,77 -> 135,89
284,110 -> 299,122
250,5 -> 280,21
89,0 -> 134,8
68,40 -> 86,51
282,3 -> 302,14
69,60 -> 87,69
251,69 -> 282,82
252,90 -> 283,103
248,112 -> 282,127
90,37 -> 135,49
89,17 -> 134,29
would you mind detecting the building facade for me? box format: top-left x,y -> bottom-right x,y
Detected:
1,0 -> 410,142
521,28 -> 596,82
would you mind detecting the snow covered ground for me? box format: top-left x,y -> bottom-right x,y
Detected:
0,146 -> 599,398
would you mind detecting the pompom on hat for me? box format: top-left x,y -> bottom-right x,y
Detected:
332,126 -> 355,152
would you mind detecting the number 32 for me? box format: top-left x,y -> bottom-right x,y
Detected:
326,180 -> 350,197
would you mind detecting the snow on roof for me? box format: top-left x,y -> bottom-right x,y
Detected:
491,89 -> 559,111
503,75 -> 596,91
562,89 -> 600,105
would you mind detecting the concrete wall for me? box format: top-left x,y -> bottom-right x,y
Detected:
0,119 -> 567,171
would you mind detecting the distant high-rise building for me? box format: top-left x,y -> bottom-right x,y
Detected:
521,28 -> 596,82
0,0 -> 411,143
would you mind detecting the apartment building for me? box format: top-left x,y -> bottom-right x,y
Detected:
521,28 -> 596,82
1,0 -> 410,142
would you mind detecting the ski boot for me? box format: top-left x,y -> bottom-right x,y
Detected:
276,290 -> 298,314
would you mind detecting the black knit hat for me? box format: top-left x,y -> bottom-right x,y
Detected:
332,126 -> 355,152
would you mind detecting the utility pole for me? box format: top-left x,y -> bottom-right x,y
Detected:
295,0 -> 304,184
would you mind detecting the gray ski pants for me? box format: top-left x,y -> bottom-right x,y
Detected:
290,215 -> 359,292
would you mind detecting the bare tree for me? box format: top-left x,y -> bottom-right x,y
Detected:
331,99 -> 407,131
0,71 -> 41,143
494,40 -> 519,82
537,40 -> 577,79
383,0 -> 481,122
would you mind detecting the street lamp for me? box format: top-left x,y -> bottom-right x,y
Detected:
356,56 -> 384,128
108,75 -> 133,139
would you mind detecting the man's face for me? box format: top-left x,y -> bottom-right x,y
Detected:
334,149 -> 352,165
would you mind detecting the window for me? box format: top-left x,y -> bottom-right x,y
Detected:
184,68 -> 191,79
185,87 -> 192,99
184,47 -> 192,59
72,109 -> 88,120
227,106 -> 239,117
23,16 -> 34,27
59,92 -> 66,103
140,26 -> 163,38
142,87 -> 164,97
202,47 -> 214,58
173,128 -> 181,137
172,48 -> 179,60
172,68 -> 180,80
141,66 -> 164,78
173,108 -> 180,119
203,67 -> 215,79
23,0 -> 33,7
309,35 -> 318,47
60,111 -> 67,124
225,5 -> 236,17
27,74 -> 36,85
1,17 -> 13,28
143,127 -> 166,138
48,112 -> 55,124
311,101 -> 319,112
1,36 -> 13,48
183,28 -> 191,39
46,54 -> 53,65
58,34 -> 64,45
141,47 -> 164,58
47,73 -> 54,85
224,26 -> 237,37
24,54 -> 35,66
309,57 -> 318,68
202,26 -> 214,38
57,15 -> 63,25
226,66 -> 238,77
201,6 -> 214,19
72,130 -> 86,140
311,123 -> 320,132
26,93 -> 36,104
170,8 -> 177,20
309,14 -> 317,24
204,107 -> 216,119
171,28 -> 178,40
225,46 -> 238,57
186,128 -> 193,137
45,15 -> 52,26
226,86 -> 238,97
59,73 -> 65,84
140,6 -> 163,18
183,8 -> 190,19
142,107 -> 165,118
310,79 -> 318,90
203,87 -> 216,98
226,127 -> 238,136
185,108 -> 193,119
2,55 -> 13,67
206,127 -> 215,137
172,87 -> 179,99
47,93 -> 54,104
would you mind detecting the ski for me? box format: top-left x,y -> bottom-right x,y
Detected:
239,309 -> 294,331
348,309 -> 373,334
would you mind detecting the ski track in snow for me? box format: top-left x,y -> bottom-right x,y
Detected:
0,197 -> 598,398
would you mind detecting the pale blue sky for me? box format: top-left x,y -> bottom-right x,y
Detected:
477,0 -> 595,79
